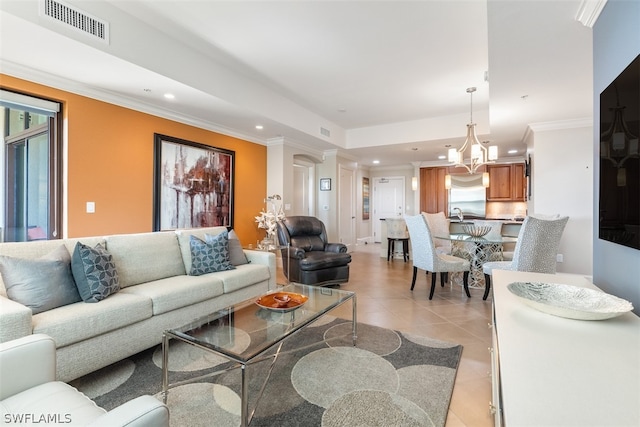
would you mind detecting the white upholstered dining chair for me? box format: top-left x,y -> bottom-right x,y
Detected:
421,212 -> 452,254
405,215 -> 470,300
482,214 -> 569,300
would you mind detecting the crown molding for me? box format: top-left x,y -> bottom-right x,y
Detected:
528,117 -> 593,134
575,0 -> 607,28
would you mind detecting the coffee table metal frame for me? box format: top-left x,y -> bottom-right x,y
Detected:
161,283 -> 357,427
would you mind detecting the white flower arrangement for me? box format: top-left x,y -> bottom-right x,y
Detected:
255,195 -> 285,239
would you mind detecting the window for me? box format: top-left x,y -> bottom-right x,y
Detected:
1,90 -> 62,242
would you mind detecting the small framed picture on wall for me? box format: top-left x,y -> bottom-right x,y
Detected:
320,178 -> 331,191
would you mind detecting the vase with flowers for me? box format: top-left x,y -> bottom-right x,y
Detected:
255,194 -> 285,248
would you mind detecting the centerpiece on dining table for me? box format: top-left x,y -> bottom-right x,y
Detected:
462,224 -> 492,238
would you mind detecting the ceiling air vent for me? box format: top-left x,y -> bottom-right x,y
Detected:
320,127 -> 331,138
40,0 -> 109,44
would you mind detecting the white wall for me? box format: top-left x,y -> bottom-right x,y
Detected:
592,0 -> 640,311
528,123 -> 593,275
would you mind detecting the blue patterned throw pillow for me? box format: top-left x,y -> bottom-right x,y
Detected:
189,232 -> 235,276
71,242 -> 120,302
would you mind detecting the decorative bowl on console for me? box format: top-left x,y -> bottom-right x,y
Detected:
507,282 -> 633,320
462,224 -> 492,237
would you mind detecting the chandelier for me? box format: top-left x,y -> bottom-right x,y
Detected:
448,87 -> 498,174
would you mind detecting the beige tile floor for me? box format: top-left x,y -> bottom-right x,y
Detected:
322,243 -> 494,427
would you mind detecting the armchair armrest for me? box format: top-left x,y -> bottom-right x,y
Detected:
0,295 -> 32,343
278,246 -> 306,259
0,334 -> 56,400
325,243 -> 347,253
88,395 -> 169,427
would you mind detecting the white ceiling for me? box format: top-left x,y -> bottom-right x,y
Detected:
0,0 -> 594,168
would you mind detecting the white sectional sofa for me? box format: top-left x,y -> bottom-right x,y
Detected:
0,227 -> 275,382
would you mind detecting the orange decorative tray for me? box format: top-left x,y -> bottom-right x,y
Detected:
256,291 -> 309,312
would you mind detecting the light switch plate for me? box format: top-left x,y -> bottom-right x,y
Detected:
86,202 -> 95,213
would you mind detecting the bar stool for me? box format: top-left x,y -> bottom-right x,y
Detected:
386,218 -> 409,262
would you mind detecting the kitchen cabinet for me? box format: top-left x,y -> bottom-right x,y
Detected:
420,165 -> 488,215
486,163 -> 526,201
419,167 -> 448,213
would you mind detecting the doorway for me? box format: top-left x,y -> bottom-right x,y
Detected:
339,165 -> 356,249
292,158 -> 315,216
372,176 -> 405,242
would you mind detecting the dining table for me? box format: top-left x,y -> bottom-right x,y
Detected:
434,233 -> 518,289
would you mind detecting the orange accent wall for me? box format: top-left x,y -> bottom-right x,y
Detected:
1,74 -> 267,244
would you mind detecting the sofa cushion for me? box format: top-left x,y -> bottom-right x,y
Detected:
32,292 -> 152,347
228,229 -> 249,266
0,237 -> 105,296
189,234 -> 235,276
215,263 -> 272,294
105,231 -> 186,288
120,275 -> 224,315
0,246 -> 81,314
175,227 -> 229,274
204,232 -> 234,270
71,242 -> 120,303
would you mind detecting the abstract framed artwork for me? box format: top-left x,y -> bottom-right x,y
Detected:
153,134 -> 234,231
362,177 -> 370,220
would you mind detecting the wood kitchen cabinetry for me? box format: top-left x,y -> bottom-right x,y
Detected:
486,163 -> 526,201
420,165 -> 489,214
419,167 -> 448,213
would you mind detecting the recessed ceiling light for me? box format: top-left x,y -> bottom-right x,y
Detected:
373,160 -> 380,164
164,93 -> 175,99
255,125 -> 264,130
508,149 -> 518,154
438,155 -> 446,160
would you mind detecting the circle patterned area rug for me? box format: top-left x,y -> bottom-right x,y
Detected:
71,317 -> 462,427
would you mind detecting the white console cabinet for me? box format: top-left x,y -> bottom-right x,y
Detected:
490,270 -> 639,426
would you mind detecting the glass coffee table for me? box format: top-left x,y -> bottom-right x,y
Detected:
161,283 -> 356,427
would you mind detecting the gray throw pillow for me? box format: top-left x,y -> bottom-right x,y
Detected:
225,229 -> 249,266
189,233 -> 235,276
0,245 -> 81,314
71,242 -> 120,302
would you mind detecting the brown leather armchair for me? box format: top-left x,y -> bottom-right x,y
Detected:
276,216 -> 351,286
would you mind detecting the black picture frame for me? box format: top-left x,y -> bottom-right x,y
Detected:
320,178 -> 331,191
153,134 -> 234,231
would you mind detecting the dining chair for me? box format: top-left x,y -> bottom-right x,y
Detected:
482,214 -> 569,300
405,215 -> 470,300
386,218 -> 409,261
421,211 -> 452,254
